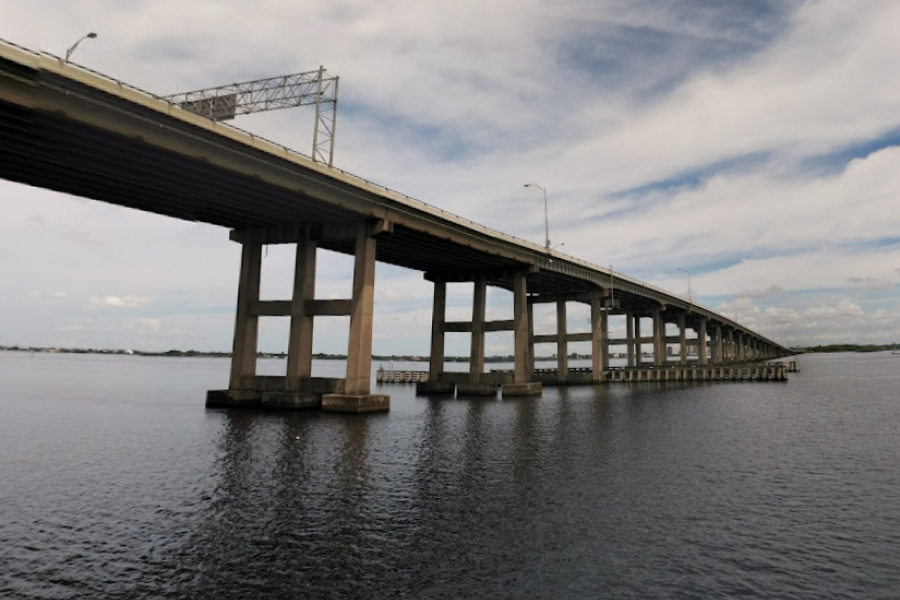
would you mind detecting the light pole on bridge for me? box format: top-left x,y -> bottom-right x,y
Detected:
678,267 -> 692,303
523,183 -> 550,251
726,297 -> 738,323
65,32 -> 98,63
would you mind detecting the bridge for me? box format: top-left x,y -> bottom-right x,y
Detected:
0,38 -> 791,412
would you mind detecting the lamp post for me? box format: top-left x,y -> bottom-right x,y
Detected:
65,32 -> 98,63
678,267 -> 692,303
523,183 -> 550,250
726,298 -> 738,322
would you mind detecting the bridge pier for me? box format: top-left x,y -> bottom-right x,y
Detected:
417,276 -> 455,394
208,222 -> 390,413
556,300 -> 569,383
265,228 -> 320,409
634,315 -> 642,367
590,293 -> 609,382
420,269 -> 540,397
653,309 -> 665,366
626,310 -> 635,367
699,318 -> 709,365
456,275 -> 498,396
322,223 -> 390,412
713,323 -> 723,364
502,271 -> 542,396
207,241 -> 264,406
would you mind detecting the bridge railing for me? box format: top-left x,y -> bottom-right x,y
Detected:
0,37 -> 781,350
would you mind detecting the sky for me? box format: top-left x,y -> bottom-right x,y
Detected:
2,0 -> 900,356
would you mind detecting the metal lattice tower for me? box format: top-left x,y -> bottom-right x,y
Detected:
163,67 -> 339,166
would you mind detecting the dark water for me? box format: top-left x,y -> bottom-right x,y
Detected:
1,352 -> 898,599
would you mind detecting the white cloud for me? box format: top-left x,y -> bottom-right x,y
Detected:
135,318 -> 162,333
27,290 -> 69,300
88,295 -> 151,309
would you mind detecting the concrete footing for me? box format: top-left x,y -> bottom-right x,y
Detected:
456,382 -> 500,396
416,381 -> 455,395
322,393 -> 390,413
205,389 -> 261,408
501,382 -> 543,397
260,391 -> 321,410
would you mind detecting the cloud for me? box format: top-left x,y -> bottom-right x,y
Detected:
847,276 -> 896,292
3,0 -> 900,353
135,318 -> 162,333
804,299 -> 866,319
59,230 -> 104,246
88,295 -> 151,309
27,291 -> 69,300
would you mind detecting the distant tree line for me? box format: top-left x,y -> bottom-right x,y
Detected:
0,345 -> 551,362
802,343 -> 900,353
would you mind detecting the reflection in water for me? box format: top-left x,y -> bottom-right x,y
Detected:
511,394 -> 538,496
460,399 -> 486,500
322,417 -> 374,586
186,410 -> 383,597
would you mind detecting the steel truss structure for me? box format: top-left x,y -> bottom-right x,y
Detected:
163,67 -> 339,166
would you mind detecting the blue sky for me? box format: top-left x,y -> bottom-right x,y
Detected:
2,0 -> 900,354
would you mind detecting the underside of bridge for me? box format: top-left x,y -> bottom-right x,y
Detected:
0,43 -> 792,412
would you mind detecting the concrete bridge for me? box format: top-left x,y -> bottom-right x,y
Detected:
0,39 -> 791,412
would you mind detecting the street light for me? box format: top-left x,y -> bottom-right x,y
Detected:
726,298 -> 738,322
678,267 -> 692,303
523,183 -> 550,250
65,32 -> 98,63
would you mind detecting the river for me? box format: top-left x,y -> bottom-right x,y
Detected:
1,351 -> 898,598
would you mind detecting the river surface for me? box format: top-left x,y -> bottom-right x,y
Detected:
0,351 -> 898,599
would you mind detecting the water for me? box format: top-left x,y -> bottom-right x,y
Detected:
1,351 -> 898,599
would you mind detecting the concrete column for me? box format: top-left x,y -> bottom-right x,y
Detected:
344,225 -> 378,395
634,315 -> 642,367
626,310 -> 635,367
591,294 -> 603,382
699,319 -> 708,365
469,276 -> 486,383
556,300 -> 568,382
727,329 -> 734,362
527,300 -> 535,379
513,271 -> 529,384
502,271 -> 541,396
653,309 -> 664,366
286,233 -> 317,383
417,276 -> 453,395
737,332 -> 745,362
323,223 -> 389,412
229,242 -> 263,390
679,314 -> 687,366
428,277 -> 446,380
600,310 -> 610,374
715,324 -> 724,363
